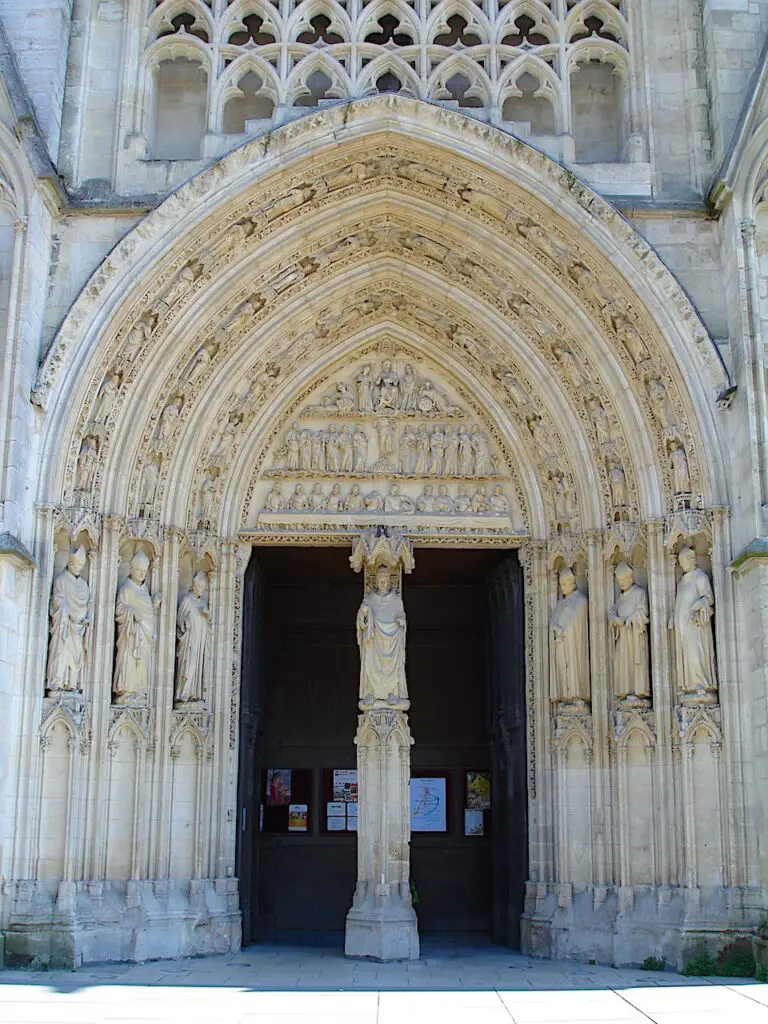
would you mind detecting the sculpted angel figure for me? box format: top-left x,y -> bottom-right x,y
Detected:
609,563 -> 650,704
550,568 -> 590,709
175,572 -> 212,705
47,546 -> 91,693
356,564 -> 408,708
113,551 -> 160,705
670,547 -> 718,704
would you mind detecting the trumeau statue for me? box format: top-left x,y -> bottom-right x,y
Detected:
670,546 -> 718,705
609,562 -> 650,705
550,568 -> 590,710
357,564 -> 408,708
175,571 -> 212,705
113,550 -> 160,705
47,546 -> 91,694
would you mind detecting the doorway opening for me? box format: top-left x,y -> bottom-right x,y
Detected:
237,545 -> 527,946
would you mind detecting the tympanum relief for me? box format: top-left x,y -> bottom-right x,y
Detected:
256,352 -> 517,533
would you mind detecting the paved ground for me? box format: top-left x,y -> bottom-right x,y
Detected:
0,939 -> 767,1023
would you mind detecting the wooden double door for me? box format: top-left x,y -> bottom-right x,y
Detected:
237,546 -> 527,946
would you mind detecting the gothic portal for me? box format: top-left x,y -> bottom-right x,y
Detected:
1,69 -> 767,969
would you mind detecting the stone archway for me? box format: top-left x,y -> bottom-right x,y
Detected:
8,98 -> 740,967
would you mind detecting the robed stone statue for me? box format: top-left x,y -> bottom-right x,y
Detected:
113,550 -> 160,704
175,571 -> 212,704
550,567 -> 590,709
47,545 -> 91,693
609,562 -> 650,705
356,563 -> 408,707
670,546 -> 718,704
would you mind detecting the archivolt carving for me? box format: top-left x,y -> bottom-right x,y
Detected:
37,103 -> 725,550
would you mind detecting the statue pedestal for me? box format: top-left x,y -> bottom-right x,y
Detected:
344,708 -> 419,961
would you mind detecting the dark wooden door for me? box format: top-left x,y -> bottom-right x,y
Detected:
237,546 -> 527,944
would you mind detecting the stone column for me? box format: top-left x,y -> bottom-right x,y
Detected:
344,528 -> 419,961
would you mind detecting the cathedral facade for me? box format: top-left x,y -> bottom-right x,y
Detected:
0,0 -> 767,969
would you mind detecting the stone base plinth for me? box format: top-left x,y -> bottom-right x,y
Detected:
2,878 -> 241,968
345,882 -> 419,961
522,880 -> 767,970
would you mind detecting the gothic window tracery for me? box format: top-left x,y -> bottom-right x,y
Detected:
140,0 -> 643,162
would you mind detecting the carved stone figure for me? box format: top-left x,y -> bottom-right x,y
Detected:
285,423 -> 301,471
454,484 -> 471,513
400,426 -> 417,474
430,425 -> 445,476
648,378 -> 677,435
433,484 -> 454,512
609,563 -> 650,705
139,457 -> 161,513
344,483 -> 364,512
417,380 -> 445,415
352,427 -> 368,472
157,396 -> 183,444
552,345 -> 585,390
670,547 -> 718,704
338,424 -> 354,473
416,484 -> 434,512
668,438 -> 691,495
46,546 -> 90,693
528,415 -> 558,462
497,370 -> 529,410
198,472 -> 219,524
384,484 -> 414,513
288,484 -> 309,510
334,382 -> 356,413
327,483 -> 342,511
92,371 -> 121,424
356,364 -> 375,412
376,418 -> 395,459
264,483 -> 282,512
356,565 -> 408,707
185,342 -> 217,386
310,483 -> 328,510
414,425 -> 431,475
299,429 -> 312,470
471,426 -> 492,476
550,471 -> 571,527
175,572 -> 211,705
75,436 -> 98,493
550,569 -> 590,709
443,425 -> 459,476
113,551 -> 159,705
364,489 -> 384,511
311,430 -> 326,471
588,398 -> 612,446
471,485 -> 489,513
489,485 -> 510,513
607,458 -> 627,511
458,426 -> 474,476
325,425 -> 340,472
375,360 -> 400,411
401,363 -> 417,412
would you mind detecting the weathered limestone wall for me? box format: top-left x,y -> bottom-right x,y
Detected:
702,0 -> 768,167
0,0 -> 73,162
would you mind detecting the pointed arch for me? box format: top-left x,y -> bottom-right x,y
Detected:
213,54 -> 281,131
356,54 -> 423,98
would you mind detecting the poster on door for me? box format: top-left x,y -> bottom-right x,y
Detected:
410,777 -> 447,832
